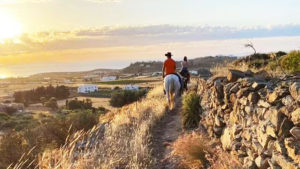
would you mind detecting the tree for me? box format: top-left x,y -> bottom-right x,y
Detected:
244,41 -> 256,55
45,97 -> 58,110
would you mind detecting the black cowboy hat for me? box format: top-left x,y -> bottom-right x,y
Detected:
165,52 -> 173,57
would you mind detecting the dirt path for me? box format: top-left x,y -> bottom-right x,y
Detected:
151,101 -> 183,169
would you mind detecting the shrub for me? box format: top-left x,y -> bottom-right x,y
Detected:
66,98 -> 93,110
3,106 -> 17,115
181,92 -> 201,129
110,89 -> 147,107
172,133 -> 213,168
0,110 -> 100,168
14,85 -> 70,105
45,97 -> 58,110
281,50 -> 300,74
66,111 -> 99,131
172,133 -> 242,169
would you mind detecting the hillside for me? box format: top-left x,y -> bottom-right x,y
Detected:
122,56 -> 237,74
29,68 -> 120,79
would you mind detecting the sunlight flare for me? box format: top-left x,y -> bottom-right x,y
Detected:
0,10 -> 22,39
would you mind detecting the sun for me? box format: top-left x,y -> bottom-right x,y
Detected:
0,74 -> 8,79
0,10 -> 22,39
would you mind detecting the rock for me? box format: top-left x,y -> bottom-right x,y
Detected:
290,82 -> 300,102
268,91 -> 280,104
244,159 -> 258,169
257,127 -> 271,149
230,93 -> 237,104
258,100 -> 271,108
285,137 -> 300,164
266,124 -> 277,138
255,156 -> 269,169
252,139 -> 264,155
274,141 -> 287,156
221,127 -> 235,150
268,107 -> 284,131
237,88 -> 250,98
291,108 -> 300,125
282,95 -> 294,106
278,117 -> 294,139
252,82 -> 267,91
227,69 -> 245,82
239,97 -> 248,106
290,127 -> 300,140
229,83 -> 240,93
242,129 -> 252,141
272,152 -> 298,169
267,159 -> 281,169
245,105 -> 254,115
248,92 -> 260,104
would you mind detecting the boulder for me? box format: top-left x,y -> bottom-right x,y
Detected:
239,97 -> 248,106
282,95 -> 294,106
255,156 -> 269,169
290,82 -> 300,102
278,117 -> 294,139
252,82 -> 267,91
237,88 -> 250,98
248,92 -> 260,104
290,127 -> 300,140
258,100 -> 271,108
267,159 -> 282,169
266,124 -> 277,138
230,93 -> 237,104
268,107 -> 284,131
244,159 -> 258,169
257,127 -> 271,149
272,152 -> 298,169
285,137 -> 300,164
227,69 -> 245,82
221,127 -> 235,150
274,140 -> 287,155
291,108 -> 300,125
252,139 -> 264,155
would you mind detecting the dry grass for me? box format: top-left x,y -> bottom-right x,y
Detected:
14,85 -> 168,169
172,132 -> 243,169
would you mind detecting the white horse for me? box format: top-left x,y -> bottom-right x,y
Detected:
164,74 -> 181,109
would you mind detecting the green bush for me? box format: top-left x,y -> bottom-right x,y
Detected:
66,110 -> 99,131
110,89 -> 147,107
45,97 -> 58,110
66,98 -> 93,110
281,50 -> 300,74
181,92 -> 202,129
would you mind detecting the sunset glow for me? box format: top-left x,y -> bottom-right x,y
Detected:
0,10 -> 22,39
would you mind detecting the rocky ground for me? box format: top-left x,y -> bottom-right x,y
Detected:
198,69 -> 300,169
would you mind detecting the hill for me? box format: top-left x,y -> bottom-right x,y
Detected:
122,56 -> 237,74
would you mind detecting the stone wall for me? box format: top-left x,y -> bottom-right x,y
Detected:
198,70 -> 300,169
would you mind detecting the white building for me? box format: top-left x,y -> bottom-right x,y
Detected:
101,76 -> 117,82
124,85 -> 139,91
78,84 -> 98,93
190,70 -> 198,75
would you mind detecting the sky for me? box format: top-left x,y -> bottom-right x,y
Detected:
0,0 -> 300,76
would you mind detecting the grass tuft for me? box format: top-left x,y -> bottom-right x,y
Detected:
181,92 -> 201,129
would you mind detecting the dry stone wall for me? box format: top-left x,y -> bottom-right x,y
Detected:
199,70 -> 300,169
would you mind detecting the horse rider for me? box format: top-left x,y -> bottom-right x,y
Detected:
162,52 -> 182,94
180,56 -> 190,83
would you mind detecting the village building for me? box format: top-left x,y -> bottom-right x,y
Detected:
77,84 -> 98,93
101,76 -> 117,81
124,85 -> 139,91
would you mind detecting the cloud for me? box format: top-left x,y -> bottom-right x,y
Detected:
0,0 -> 49,5
1,24 -> 300,65
84,0 -> 120,3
